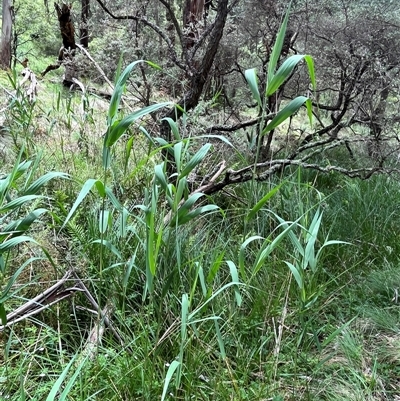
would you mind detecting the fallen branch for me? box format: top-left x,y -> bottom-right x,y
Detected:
0,269 -> 125,349
0,270 -> 81,330
194,160 -> 400,196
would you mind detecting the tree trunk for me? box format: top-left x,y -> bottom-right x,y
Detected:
42,3 -> 77,86
80,0 -> 90,48
183,0 -> 205,49
0,0 -> 13,69
162,0 -> 228,136
161,0 -> 229,174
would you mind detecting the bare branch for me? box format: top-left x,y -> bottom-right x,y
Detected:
94,0 -> 187,71
208,114 -> 275,132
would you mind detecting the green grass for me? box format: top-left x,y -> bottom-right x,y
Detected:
1,57 -> 400,401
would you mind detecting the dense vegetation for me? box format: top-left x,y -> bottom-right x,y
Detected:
1,0 -> 400,400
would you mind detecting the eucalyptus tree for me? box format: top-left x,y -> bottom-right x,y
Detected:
0,0 -> 13,69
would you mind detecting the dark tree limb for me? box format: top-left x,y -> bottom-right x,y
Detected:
196,160 -> 400,196
80,0 -> 90,48
55,2 -> 76,52
42,3 -> 77,85
208,114 -> 275,132
160,0 -> 230,143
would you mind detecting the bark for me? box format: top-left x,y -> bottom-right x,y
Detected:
183,0 -> 205,49
55,2 -> 76,52
92,0 -> 230,153
158,0 -> 229,173
42,3 -> 77,86
0,0 -> 13,69
161,0 -> 229,140
367,81 -> 390,160
80,0 -> 90,48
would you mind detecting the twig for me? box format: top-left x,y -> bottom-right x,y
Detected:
75,43 -> 114,90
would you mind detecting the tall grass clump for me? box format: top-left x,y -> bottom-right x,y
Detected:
4,3 -> 385,399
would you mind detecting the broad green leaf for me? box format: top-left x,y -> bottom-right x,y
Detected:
304,210 -> 323,271
179,143 -> 211,179
124,136 -> 134,173
188,282 -> 244,320
284,261 -> 303,289
304,55 -> 316,90
114,53 -> 124,83
145,60 -> 162,70
214,319 -> 226,359
0,303 -> 6,326
0,236 -> 38,253
254,219 -> 299,274
0,195 -> 43,213
102,146 -> 111,170
315,239 -> 351,265
161,361 -> 180,401
226,260 -> 242,307
177,293 -> 189,387
321,317 -> 357,348
58,357 -> 88,401
98,210 -> 111,234
306,98 -> 313,126
62,179 -> 104,229
273,212 -> 304,257
245,68 -> 262,108
155,163 -> 169,193
108,60 -> 144,124
118,207 -> 129,239
163,117 -> 181,141
105,187 -> 124,211
174,193 -> 205,218
196,134 -> 237,150
180,293 -> 189,339
174,142 -> 183,173
105,102 -> 171,148
321,240 -> 351,247
207,251 -> 225,286
239,235 -> 264,280
24,172 -> 69,195
267,55 -> 305,96
268,3 -> 291,83
198,265 -> 207,297
123,247 -> 138,289
3,208 -> 47,235
175,176 -> 187,206
262,96 -> 308,134
0,157 -> 31,203
247,183 -> 284,221
177,205 -> 220,225
94,180 -> 105,198
46,356 -> 77,401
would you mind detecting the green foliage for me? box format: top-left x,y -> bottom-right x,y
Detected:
0,150 -> 67,325
3,2 -> 400,400
14,0 -> 60,59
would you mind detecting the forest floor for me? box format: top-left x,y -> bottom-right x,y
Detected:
0,65 -> 400,401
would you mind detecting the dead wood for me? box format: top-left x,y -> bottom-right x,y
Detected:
55,2 -> 76,53
42,3 -> 78,86
0,269 -> 125,349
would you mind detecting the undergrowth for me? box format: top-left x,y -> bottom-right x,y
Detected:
1,20 -> 400,401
